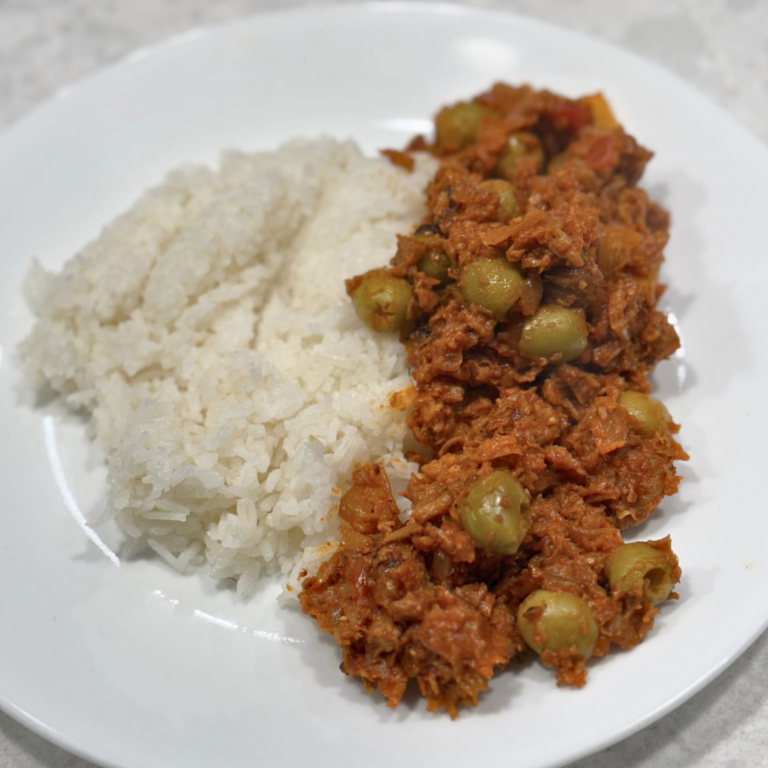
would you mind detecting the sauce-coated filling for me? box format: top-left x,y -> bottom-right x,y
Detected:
300,84 -> 688,717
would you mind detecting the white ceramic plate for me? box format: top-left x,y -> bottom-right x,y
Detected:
2,4 -> 767,768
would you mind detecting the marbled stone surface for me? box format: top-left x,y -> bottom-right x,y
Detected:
1,1 -> 767,766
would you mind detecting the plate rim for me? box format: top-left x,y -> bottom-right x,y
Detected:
1,4 -> 767,768
4,1 -> 764,155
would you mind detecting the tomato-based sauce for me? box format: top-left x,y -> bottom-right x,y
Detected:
300,84 -> 687,717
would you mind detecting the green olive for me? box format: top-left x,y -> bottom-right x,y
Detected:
418,249 -> 452,285
497,132 -> 545,176
598,227 -> 643,276
351,269 -> 413,333
618,391 -> 671,438
479,179 -> 520,221
517,590 -> 598,658
435,102 -> 494,150
458,470 -> 531,555
547,153 -> 568,174
604,542 -> 675,605
519,305 -> 588,362
459,257 -> 526,320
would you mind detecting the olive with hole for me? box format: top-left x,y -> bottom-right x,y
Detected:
618,391 -> 672,437
517,590 -> 599,658
458,470 -> 531,555
496,132 -> 545,176
351,269 -> 413,333
459,257 -> 526,320
480,179 -> 520,221
604,542 -> 675,605
519,305 -> 588,362
435,102 -> 494,150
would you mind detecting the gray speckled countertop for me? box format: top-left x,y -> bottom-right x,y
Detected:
2,1 -> 768,766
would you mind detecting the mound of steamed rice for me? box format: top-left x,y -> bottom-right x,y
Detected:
20,138 -> 436,598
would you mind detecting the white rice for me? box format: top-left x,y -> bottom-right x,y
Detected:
21,138 -> 435,598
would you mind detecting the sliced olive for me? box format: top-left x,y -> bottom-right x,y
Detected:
519,305 -> 588,362
604,542 -> 675,605
458,470 -> 531,555
618,391 -> 672,438
459,257 -> 526,321
518,590 -> 598,658
435,102 -> 494,150
479,179 -> 520,221
351,269 -> 413,333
